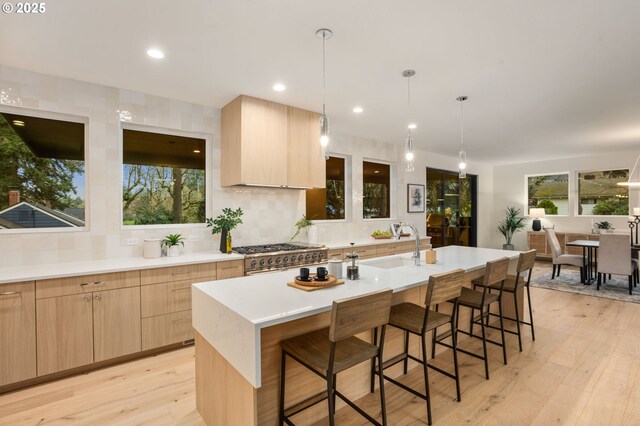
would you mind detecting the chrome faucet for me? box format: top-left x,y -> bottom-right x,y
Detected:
391,222 -> 421,266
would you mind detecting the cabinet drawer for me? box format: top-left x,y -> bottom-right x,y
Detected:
353,245 -> 377,259
419,239 -> 431,250
141,280 -> 192,318
216,260 -> 244,280
141,263 -> 218,286
36,271 -> 140,299
376,244 -> 397,256
327,249 -> 343,260
142,311 -> 193,350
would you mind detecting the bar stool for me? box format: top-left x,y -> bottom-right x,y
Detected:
440,257 -> 509,380
472,249 -> 537,351
371,269 -> 465,425
279,289 -> 393,426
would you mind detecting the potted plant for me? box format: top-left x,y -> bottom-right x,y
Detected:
161,234 -> 185,257
291,215 -> 316,243
497,207 -> 526,250
595,221 -> 614,234
206,207 -> 244,253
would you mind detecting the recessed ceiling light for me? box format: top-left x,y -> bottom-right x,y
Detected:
353,106 -> 364,113
408,123 -> 417,129
374,170 -> 380,174
146,48 -> 164,59
273,83 -> 286,92
12,120 -> 25,126
193,149 -> 201,154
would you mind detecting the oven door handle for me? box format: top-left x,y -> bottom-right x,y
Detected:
245,267 -> 288,276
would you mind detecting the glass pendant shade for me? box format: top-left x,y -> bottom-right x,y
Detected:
320,114 -> 329,147
405,136 -> 415,172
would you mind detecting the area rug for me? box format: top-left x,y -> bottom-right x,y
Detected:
529,264 -> 640,304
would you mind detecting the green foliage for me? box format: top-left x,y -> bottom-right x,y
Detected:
161,233 -> 184,248
206,207 -> 244,234
0,115 -> 84,211
497,207 -> 526,245
595,221 -> 613,230
372,229 -> 392,236
536,199 -> 558,215
290,214 -> 313,241
363,183 -> 389,218
592,199 -> 628,216
326,179 -> 345,219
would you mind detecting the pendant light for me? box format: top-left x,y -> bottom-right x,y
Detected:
316,28 -> 332,154
402,69 -> 416,172
457,96 -> 468,178
617,153 -> 640,188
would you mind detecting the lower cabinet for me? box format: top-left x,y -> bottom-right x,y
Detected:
0,282 -> 37,386
142,311 -> 193,350
36,286 -> 141,375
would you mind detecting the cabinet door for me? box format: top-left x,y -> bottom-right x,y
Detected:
528,233 -> 547,257
216,260 -> 244,280
142,311 -> 194,350
1,282 -> 36,386
287,107 -> 324,188
141,280 -> 192,318
241,96 -> 288,186
93,287 -> 141,362
37,293 -> 94,376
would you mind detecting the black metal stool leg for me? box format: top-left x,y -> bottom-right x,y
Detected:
378,351 -> 388,426
450,312 -> 461,402
480,307 -> 489,380
513,291 -> 522,352
370,327 -> 377,393
498,299 -> 508,365
403,330 -> 409,374
526,284 -> 535,341
421,334 -> 433,425
279,351 -> 287,426
327,373 -> 335,426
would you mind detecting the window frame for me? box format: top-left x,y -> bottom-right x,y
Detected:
575,167 -> 630,217
0,105 -> 90,234
307,152 -> 351,224
362,157 -> 396,221
524,171 -> 571,217
119,122 -> 212,230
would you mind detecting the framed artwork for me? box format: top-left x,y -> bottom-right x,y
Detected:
407,184 -> 425,213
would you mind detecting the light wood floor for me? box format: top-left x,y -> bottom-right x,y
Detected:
2,285 -> 640,425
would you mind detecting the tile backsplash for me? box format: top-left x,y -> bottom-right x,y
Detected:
0,65 -> 413,267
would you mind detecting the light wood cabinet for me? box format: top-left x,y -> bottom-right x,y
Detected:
216,260 -> 244,280
36,270 -> 139,299
527,231 -> 596,259
0,282 -> 37,386
142,311 -> 194,351
37,292 -> 94,376
140,263 -> 217,286
221,95 -> 325,188
93,287 -> 141,362
141,280 -> 192,318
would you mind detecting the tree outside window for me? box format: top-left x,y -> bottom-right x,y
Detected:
363,161 -> 390,219
578,169 -> 629,215
527,174 -> 569,215
306,156 -> 345,220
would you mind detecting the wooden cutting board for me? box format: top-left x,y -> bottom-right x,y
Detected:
287,278 -> 345,292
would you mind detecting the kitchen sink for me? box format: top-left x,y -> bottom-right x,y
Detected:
365,257 -> 418,269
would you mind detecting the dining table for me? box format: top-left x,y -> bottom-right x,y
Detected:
565,240 -> 640,285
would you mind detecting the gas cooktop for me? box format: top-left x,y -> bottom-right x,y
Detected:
233,243 -> 314,255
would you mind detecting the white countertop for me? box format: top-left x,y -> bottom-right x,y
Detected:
0,252 -> 244,284
192,245 -> 519,388
323,235 -> 431,250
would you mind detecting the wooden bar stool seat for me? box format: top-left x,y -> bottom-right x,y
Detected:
281,328 -> 379,376
472,250 -> 537,352
279,289 -> 393,426
440,257 -> 510,381
372,269 -> 466,425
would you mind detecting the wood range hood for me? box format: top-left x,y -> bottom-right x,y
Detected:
220,95 -> 326,189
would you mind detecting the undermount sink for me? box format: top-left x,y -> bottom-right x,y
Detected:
365,257 -> 418,269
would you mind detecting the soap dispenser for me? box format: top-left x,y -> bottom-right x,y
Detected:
345,242 -> 360,280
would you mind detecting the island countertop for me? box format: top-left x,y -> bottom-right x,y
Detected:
192,245 -> 519,388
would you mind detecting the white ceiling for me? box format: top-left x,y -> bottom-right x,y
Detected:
1,0 -> 639,164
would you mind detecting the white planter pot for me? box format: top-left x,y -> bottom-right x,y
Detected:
308,226 -> 318,245
167,245 -> 181,257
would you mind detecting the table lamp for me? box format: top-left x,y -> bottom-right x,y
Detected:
529,208 -> 545,231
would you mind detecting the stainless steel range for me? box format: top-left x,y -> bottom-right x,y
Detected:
234,243 -> 328,275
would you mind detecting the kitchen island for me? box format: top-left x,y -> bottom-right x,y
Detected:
192,246 -> 521,425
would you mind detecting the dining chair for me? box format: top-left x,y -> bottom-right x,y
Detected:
279,289 -> 393,426
545,228 -> 586,281
597,233 -> 639,295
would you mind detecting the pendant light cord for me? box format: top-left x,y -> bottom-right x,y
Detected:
407,76 -> 411,137
322,31 -> 326,116
459,99 -> 464,150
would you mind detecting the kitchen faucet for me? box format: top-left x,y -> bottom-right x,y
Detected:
391,222 -> 421,266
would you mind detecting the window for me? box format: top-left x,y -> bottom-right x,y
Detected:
527,173 -> 569,216
363,161 -> 390,219
0,112 -> 85,230
122,129 -> 206,225
578,169 -> 629,215
305,156 -> 345,220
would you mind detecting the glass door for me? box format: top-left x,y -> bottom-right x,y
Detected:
426,168 -> 477,248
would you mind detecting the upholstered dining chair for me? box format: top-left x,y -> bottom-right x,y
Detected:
545,228 -> 586,281
597,233 -> 639,295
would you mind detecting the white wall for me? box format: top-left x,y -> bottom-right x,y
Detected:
492,152 -> 640,250
1,65 -> 491,267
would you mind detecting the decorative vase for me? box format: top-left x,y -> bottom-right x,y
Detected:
220,228 -> 229,253
167,245 -> 181,257
308,226 -> 318,245
503,243 -> 515,250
